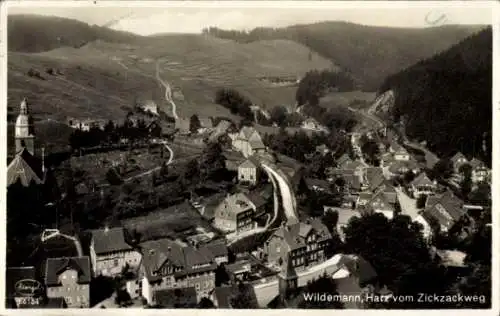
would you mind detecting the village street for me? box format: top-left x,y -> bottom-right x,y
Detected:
395,187 -> 420,221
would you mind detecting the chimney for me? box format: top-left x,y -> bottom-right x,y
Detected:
41,147 -> 45,173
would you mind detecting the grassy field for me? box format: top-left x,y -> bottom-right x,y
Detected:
320,91 -> 376,109
8,35 -> 335,124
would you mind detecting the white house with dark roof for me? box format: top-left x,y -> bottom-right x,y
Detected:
232,126 -> 266,158
238,157 -> 260,185
409,172 -> 437,198
422,190 -> 465,233
89,227 -> 142,277
45,256 -> 91,308
263,218 -> 332,272
139,238 -> 221,304
469,158 -> 490,184
213,193 -> 257,233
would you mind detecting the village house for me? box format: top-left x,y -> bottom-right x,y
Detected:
450,152 -> 468,174
238,157 -> 260,186
387,159 -> 420,178
304,178 -> 332,194
263,218 -> 332,272
362,167 -> 385,192
301,117 -> 329,133
393,147 -> 410,161
213,193 -> 257,233
139,238 -> 219,305
420,190 -> 466,234
408,172 -> 437,198
7,147 -> 46,188
209,119 -> 236,143
175,117 -> 191,134
469,158 -> 490,183
232,126 -> 267,158
45,256 -> 91,308
197,118 -> 214,134
363,190 -> 395,219
89,227 -> 142,277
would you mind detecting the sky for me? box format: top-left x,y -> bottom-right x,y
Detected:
7,2 -> 493,36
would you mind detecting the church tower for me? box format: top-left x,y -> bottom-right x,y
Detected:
15,98 -> 36,155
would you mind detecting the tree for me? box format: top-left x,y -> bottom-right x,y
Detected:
468,182 -> 491,206
321,211 -> 339,235
270,105 -> 288,127
197,297 -> 215,308
430,158 -> 453,180
459,163 -> 473,198
190,114 -> 201,133
229,282 -> 256,309
359,135 -> 380,166
115,289 -> 132,307
416,194 -> 427,209
343,213 -> 448,307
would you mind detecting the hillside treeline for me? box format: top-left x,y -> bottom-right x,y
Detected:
202,24 -> 481,91
296,69 -> 355,106
379,28 -> 492,165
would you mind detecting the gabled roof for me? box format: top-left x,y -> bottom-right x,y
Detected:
45,256 -> 91,287
218,192 -> 255,216
410,172 -> 435,187
424,190 -> 465,230
272,218 -> 331,251
140,238 -> 218,282
239,158 -> 258,169
388,159 -> 419,174
205,240 -> 228,258
91,227 -> 134,255
336,209 -> 361,227
199,118 -> 213,129
7,148 -> 45,187
367,190 -> 394,212
450,152 -> 467,164
469,158 -> 486,170
364,167 -> 385,191
337,153 -> 351,167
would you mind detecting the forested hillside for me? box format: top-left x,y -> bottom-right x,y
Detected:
379,27 -> 492,164
203,23 -> 483,90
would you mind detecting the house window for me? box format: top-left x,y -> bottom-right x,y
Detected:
66,297 -> 72,304
114,259 -> 119,267
195,283 -> 201,290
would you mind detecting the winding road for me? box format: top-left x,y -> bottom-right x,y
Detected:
226,156 -> 300,245
156,60 -> 179,120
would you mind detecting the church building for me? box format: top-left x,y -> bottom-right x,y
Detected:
7,98 -> 46,187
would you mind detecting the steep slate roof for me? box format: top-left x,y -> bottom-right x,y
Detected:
388,159 -> 419,174
336,209 -> 361,227
272,218 -> 331,251
239,158 -> 258,169
91,227 -> 134,255
410,172 -> 435,187
337,153 -> 351,167
364,167 -> 385,191
367,190 -> 394,212
217,192 -> 255,218
199,118 -> 213,129
205,240 -> 228,259
450,152 -> 467,165
7,148 -> 45,187
469,158 -> 486,170
424,190 -> 465,230
45,256 -> 91,287
140,238 -> 218,282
